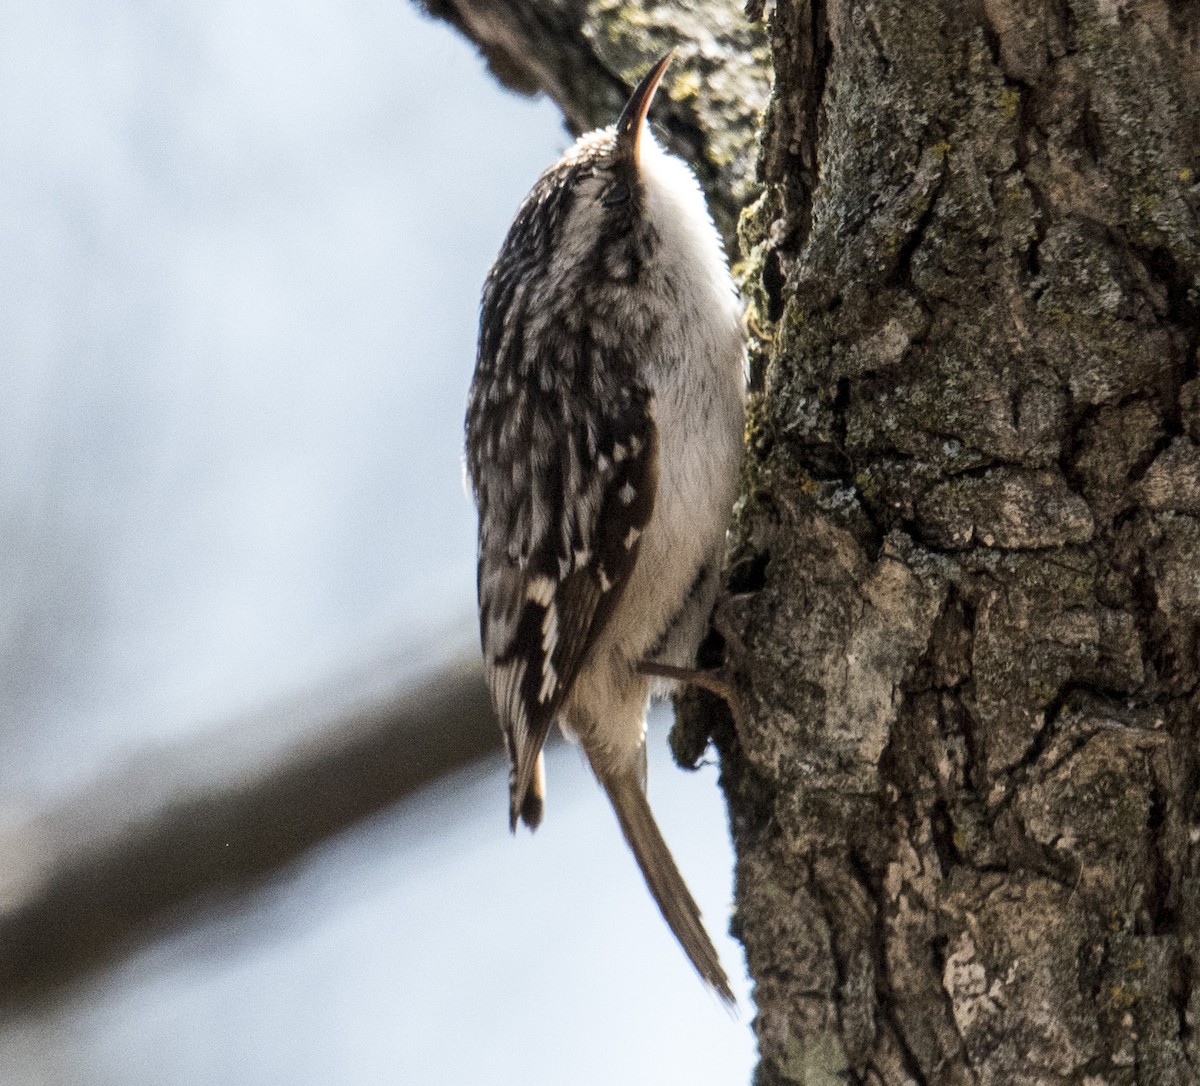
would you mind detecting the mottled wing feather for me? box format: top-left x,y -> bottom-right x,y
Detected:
471,384 -> 657,829
466,167 -> 659,828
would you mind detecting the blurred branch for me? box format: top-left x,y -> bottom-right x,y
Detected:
411,0 -> 771,240
0,633 -> 497,1007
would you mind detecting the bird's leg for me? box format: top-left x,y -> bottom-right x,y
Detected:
711,594 -> 751,664
637,660 -> 745,730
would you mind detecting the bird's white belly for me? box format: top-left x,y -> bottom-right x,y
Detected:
562,130 -> 745,767
603,285 -> 745,652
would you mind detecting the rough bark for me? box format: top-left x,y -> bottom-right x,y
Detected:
692,1 -> 1200,1083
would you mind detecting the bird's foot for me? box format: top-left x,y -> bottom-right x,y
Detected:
636,660 -> 745,731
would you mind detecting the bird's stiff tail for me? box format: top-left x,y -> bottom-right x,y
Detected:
600,771 -> 734,1004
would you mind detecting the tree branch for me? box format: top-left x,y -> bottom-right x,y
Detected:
0,635 -> 497,1006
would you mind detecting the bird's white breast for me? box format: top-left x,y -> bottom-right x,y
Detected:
610,134 -> 746,666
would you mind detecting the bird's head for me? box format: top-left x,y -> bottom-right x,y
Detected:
608,51 -> 675,186
555,51 -> 673,201
492,54 -> 675,284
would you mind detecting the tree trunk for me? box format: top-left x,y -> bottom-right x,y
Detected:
701,1 -> 1200,1082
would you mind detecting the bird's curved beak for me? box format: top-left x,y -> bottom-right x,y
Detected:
616,52 -> 673,167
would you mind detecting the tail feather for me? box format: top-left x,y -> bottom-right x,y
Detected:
600,771 -> 734,1004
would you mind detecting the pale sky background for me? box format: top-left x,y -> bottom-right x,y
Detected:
0,1 -> 756,1082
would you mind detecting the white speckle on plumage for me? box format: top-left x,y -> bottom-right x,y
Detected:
538,659 -> 558,704
618,482 -> 636,505
541,602 -> 559,656
526,576 -> 554,605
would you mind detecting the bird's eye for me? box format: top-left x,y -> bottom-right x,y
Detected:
603,182 -> 631,207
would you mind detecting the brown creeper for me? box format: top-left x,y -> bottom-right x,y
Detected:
464,54 -> 744,1003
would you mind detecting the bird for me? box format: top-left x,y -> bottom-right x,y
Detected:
464,53 -> 745,1003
